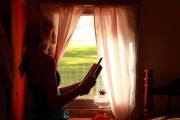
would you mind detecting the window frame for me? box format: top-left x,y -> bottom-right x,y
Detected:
62,7 -> 110,109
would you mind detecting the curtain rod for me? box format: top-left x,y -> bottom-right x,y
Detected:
29,0 -> 141,6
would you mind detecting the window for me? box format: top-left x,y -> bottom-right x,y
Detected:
58,13 -> 105,108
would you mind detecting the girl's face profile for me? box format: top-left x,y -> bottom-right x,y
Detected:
46,29 -> 56,47
49,29 -> 56,45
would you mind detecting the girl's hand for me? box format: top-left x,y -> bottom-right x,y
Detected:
78,75 -> 96,96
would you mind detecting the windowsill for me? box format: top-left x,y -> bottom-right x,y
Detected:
65,99 -> 110,109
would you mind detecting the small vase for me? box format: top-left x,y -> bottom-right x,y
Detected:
92,89 -> 110,120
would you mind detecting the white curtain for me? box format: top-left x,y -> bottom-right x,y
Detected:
54,5 -> 83,66
94,6 -> 137,120
41,4 -> 83,67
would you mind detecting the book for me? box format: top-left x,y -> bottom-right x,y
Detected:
93,57 -> 103,78
79,57 -> 103,86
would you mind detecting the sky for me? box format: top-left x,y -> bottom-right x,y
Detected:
70,16 -> 96,46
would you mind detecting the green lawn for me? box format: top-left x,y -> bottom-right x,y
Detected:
58,41 -> 104,99
58,45 -> 98,87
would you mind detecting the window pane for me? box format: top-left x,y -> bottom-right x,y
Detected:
58,15 -> 104,99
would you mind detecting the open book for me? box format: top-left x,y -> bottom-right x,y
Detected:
79,57 -> 103,86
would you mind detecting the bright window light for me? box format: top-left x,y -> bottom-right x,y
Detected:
59,15 -> 104,99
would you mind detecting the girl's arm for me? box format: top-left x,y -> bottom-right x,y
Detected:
59,63 -> 99,94
42,55 -> 96,109
59,82 -> 80,94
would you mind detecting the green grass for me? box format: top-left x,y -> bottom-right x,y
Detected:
59,45 -> 98,65
58,45 -> 99,86
58,41 -> 104,99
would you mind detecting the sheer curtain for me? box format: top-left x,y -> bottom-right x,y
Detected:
41,4 -> 83,67
54,5 -> 83,66
94,6 -> 137,120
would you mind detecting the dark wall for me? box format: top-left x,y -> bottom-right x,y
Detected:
0,0 -> 11,45
137,0 -> 180,117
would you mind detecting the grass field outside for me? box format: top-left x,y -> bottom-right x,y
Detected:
58,41 -> 104,99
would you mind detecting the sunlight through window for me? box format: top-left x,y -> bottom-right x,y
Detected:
59,15 -> 104,99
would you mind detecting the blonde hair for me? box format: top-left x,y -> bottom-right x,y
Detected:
19,14 -> 54,76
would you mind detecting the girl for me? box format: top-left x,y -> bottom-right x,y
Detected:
19,14 -> 96,120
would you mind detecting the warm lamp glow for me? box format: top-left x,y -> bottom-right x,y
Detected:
92,89 -> 110,120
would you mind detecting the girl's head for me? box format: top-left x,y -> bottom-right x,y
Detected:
23,14 -> 55,52
19,14 -> 55,76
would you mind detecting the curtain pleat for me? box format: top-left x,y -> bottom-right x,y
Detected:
94,6 -> 137,120
41,4 -> 83,68
54,5 -> 83,67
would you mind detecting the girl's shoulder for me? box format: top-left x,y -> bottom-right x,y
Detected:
42,53 -> 56,66
31,50 -> 56,66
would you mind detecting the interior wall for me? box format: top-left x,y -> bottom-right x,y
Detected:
137,0 -> 180,117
